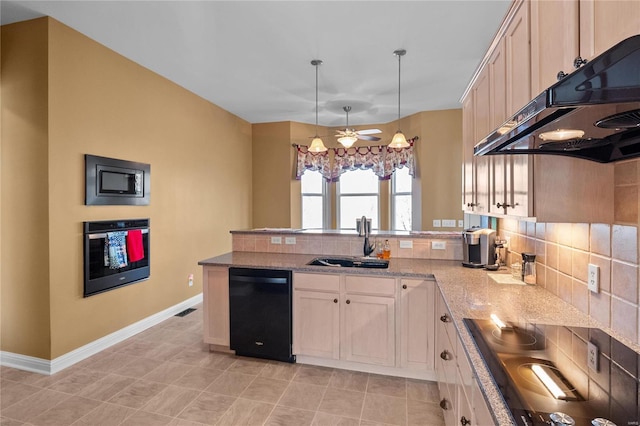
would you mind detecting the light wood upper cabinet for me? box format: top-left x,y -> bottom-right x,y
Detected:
580,0 -> 640,60
462,94 -> 476,213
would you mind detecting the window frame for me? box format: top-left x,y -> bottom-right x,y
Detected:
336,169 -> 380,230
300,170 -> 328,229
391,167 -> 413,231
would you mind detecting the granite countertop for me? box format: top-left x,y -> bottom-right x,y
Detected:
199,251 -> 640,425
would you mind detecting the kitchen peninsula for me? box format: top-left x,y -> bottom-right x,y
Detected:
199,229 -> 640,425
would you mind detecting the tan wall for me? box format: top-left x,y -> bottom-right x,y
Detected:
1,18 -> 52,359
253,110 -> 464,232
1,18 -> 253,359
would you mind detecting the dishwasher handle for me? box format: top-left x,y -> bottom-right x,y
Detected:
229,274 -> 289,285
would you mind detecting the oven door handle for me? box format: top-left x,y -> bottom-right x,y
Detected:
87,228 -> 149,240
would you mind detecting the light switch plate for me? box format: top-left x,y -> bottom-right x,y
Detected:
458,220 -> 464,228
432,241 -> 446,250
285,237 -> 296,245
433,220 -> 441,228
271,236 -> 282,244
588,264 -> 600,293
399,240 -> 413,249
587,341 -> 599,372
442,219 -> 456,227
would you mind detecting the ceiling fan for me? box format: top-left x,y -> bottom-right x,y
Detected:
335,106 -> 381,148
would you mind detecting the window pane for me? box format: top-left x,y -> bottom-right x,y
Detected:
340,196 -> 378,229
393,167 -> 412,193
302,195 -> 323,229
393,194 -> 412,230
301,171 -> 323,194
340,169 -> 378,194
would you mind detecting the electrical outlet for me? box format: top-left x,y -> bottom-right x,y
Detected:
433,219 -> 441,228
432,241 -> 446,250
587,341 -> 599,371
399,240 -> 413,249
271,236 -> 282,244
188,274 -> 194,287
442,219 -> 456,227
458,220 -> 464,228
588,264 -> 600,293
285,237 -> 296,245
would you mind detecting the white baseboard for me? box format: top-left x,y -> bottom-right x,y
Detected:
0,293 -> 203,375
296,355 -> 438,381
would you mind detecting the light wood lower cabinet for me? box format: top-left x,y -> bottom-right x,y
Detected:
435,289 -> 495,426
399,278 -> 436,371
294,272 -> 396,367
202,266 -> 230,347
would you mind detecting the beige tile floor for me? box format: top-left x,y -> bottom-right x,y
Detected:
0,304 -> 445,426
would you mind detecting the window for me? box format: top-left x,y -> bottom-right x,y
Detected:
392,167 -> 412,230
337,169 -> 379,229
301,171 -> 325,229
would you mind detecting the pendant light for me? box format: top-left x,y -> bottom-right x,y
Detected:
308,59 -> 328,153
389,49 -> 410,148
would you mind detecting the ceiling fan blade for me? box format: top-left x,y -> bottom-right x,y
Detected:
358,134 -> 381,141
356,129 -> 382,135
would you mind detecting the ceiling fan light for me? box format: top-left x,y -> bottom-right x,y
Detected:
389,131 -> 409,148
338,135 -> 358,148
309,136 -> 328,152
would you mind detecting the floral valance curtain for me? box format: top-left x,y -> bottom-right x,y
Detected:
295,137 -> 416,182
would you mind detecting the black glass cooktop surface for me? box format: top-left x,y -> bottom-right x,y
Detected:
464,318 -> 640,426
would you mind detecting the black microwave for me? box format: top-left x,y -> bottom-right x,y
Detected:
85,154 -> 150,205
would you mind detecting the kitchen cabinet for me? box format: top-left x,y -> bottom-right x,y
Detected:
462,94 -> 476,213
462,0 -> 615,223
398,278 -> 436,371
531,0 -> 640,96
202,266 -> 230,347
435,289 -> 495,425
293,272 -> 396,367
293,273 -> 340,359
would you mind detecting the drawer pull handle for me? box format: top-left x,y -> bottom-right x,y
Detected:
439,398 -> 451,410
460,416 -> 471,425
333,298 -> 338,304
440,314 -> 450,323
440,350 -> 452,361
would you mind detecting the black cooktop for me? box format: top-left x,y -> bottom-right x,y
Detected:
464,318 -> 640,426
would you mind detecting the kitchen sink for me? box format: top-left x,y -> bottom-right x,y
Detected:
307,256 -> 389,269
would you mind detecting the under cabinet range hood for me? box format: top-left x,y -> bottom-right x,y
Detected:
474,34 -> 640,163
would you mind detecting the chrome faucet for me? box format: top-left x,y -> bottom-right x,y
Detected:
357,216 -> 375,257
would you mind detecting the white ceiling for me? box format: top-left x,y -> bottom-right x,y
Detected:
1,0 -> 510,127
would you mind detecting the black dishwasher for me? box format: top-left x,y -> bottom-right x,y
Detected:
228,267 -> 295,363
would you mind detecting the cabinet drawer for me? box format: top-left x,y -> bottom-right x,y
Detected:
294,273 -> 340,292
345,275 -> 395,296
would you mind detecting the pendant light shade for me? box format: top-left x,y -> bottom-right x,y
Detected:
389,49 -> 410,149
309,59 -> 327,152
337,135 -> 358,148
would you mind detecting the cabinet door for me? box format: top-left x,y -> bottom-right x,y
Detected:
342,294 -> 395,366
399,279 -> 435,371
487,38 -> 508,216
293,290 -> 340,359
472,377 -> 496,426
462,94 -> 476,213
581,0 -> 640,60
203,267 -> 230,347
530,0 -> 579,95
473,69 -> 491,214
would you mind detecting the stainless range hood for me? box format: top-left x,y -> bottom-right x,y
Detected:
474,35 -> 640,163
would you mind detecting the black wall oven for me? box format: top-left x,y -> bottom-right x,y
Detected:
83,219 -> 150,297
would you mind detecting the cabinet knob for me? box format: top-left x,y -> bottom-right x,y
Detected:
440,350 -> 453,361
402,284 -> 407,289
333,298 -> 338,304
460,416 -> 471,426
440,314 -> 451,323
574,56 -> 588,68
439,399 -> 451,410
557,70 -> 568,81
346,299 -> 351,304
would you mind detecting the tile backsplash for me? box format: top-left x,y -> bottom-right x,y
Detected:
499,219 -> 639,344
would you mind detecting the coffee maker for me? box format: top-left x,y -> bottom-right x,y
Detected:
462,228 -> 496,268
